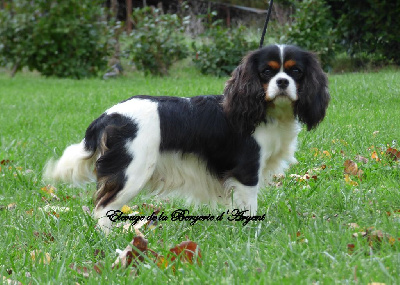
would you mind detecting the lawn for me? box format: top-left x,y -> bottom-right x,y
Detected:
0,67 -> 399,284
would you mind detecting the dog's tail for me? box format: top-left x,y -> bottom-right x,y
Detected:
43,141 -> 97,186
43,115 -> 107,186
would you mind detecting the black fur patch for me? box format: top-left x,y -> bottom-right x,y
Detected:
136,95 -> 261,186
283,46 -> 330,130
85,113 -> 138,206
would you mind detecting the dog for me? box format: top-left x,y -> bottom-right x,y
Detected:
44,44 -> 330,233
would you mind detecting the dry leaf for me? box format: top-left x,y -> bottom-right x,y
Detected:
112,236 -> 149,269
371,151 -> 380,162
2,276 -> 22,285
355,155 -> 368,163
30,250 -> 51,264
347,223 -> 360,229
0,159 -> 12,165
69,263 -> 89,278
344,160 -> 363,179
156,255 -> 168,269
353,227 -> 399,248
121,217 -> 146,234
386,147 -> 400,161
82,206 -> 91,215
41,185 -> 56,195
93,249 -> 105,259
322,150 -> 331,157
169,240 -> 202,265
69,262 -> 103,277
33,231 -> 55,243
347,243 -> 355,254
367,230 -> 391,246
93,263 -> 103,275
344,174 -> 358,186
7,203 -> 16,211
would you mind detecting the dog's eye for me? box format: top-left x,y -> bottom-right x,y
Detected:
262,67 -> 273,76
290,68 -> 302,78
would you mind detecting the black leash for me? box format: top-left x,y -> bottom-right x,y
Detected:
259,0 -> 274,49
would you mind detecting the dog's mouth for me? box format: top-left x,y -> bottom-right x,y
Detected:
265,92 -> 295,103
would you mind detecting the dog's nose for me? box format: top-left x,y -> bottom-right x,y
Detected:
276,78 -> 289,89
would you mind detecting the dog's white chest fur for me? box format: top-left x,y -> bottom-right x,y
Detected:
253,117 -> 301,186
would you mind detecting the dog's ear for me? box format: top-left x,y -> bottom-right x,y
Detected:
223,51 -> 266,135
295,52 -> 330,131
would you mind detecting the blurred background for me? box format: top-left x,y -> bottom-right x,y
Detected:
0,0 -> 399,78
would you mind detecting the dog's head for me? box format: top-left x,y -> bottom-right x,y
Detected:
223,45 -> 330,134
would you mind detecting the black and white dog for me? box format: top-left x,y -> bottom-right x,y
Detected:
44,45 -> 330,232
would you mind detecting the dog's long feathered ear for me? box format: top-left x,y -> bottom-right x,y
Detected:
223,52 -> 266,135
295,52 -> 330,131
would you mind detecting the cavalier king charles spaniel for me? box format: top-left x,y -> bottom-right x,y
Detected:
44,44 -> 330,232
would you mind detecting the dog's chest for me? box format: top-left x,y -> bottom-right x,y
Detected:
253,119 -> 301,181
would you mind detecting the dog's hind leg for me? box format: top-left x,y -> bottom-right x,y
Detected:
93,133 -> 159,233
92,113 -> 161,233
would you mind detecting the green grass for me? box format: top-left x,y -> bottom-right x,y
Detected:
0,67 -> 399,284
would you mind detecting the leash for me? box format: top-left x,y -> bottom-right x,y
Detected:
259,0 -> 274,49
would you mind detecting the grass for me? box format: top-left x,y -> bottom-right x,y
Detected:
0,67 -> 399,284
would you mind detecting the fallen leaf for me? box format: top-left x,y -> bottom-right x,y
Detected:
82,206 -> 91,215
347,223 -> 360,229
69,262 -> 103,277
353,227 -> 398,248
371,151 -> 380,162
367,230 -> 390,247
169,240 -> 202,265
7,203 -> 17,211
2,276 -> 22,285
344,174 -> 358,186
386,147 -> 400,161
33,231 -> 55,243
372,131 -> 379,136
155,255 -> 168,269
93,249 -> 105,259
355,155 -> 368,163
30,250 -> 51,264
93,263 -> 103,275
347,243 -> 355,254
41,185 -> 56,195
50,193 -> 60,201
69,263 -> 89,278
322,150 -> 331,157
344,160 -> 363,179
112,236 -> 149,269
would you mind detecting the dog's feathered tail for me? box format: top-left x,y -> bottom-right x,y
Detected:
43,140 -> 98,186
43,114 -> 109,186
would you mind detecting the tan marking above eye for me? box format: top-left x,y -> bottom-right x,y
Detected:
267,61 -> 280,70
284,60 -> 296,69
